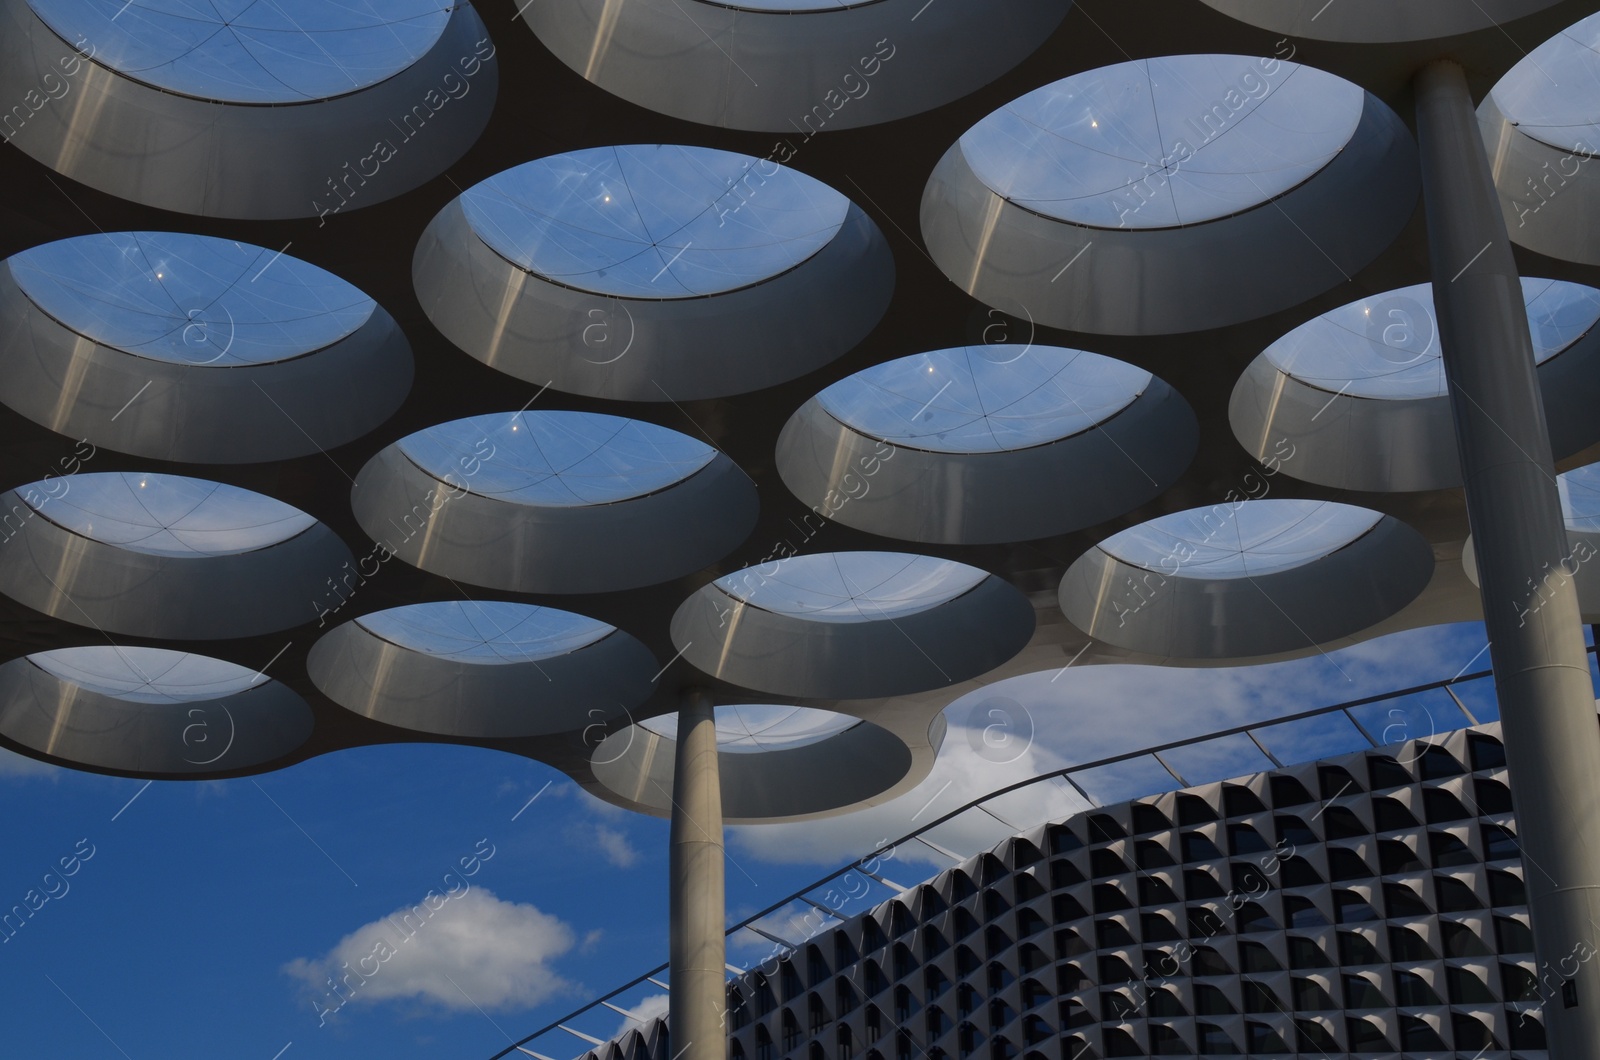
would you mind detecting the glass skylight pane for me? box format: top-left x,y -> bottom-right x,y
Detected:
1489,10 -> 1600,155
710,0 -> 863,9
1347,689 -> 1471,750
26,0 -> 451,103
21,472 -> 315,556
1099,500 -> 1384,579
1262,278 -> 1599,400
1560,462 -> 1600,533
641,704 -> 860,753
1252,712 -> 1373,764
1071,757 -> 1182,805
816,345 -> 1151,453
9,232 -> 375,367
1527,278 -> 1600,358
355,601 -> 612,664
1159,733 -> 1276,786
396,411 -> 717,507
28,646 -> 264,702
459,145 -> 849,298
715,552 -> 988,623
960,54 -> 1364,229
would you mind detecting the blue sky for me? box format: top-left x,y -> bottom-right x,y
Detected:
0,618 -> 1591,1059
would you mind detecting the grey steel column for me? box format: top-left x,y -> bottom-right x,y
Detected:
669,689 -> 727,1059
1416,59 -> 1600,1056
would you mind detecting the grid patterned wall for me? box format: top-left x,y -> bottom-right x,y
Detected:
583,724 -> 1551,1059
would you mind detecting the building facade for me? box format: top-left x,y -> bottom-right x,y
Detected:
588,724 -> 1550,1059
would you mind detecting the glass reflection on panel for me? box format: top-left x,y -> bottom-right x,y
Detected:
1490,10 -> 1600,154
9,232 -> 375,367
25,0 -> 451,103
354,601 -> 613,663
960,54 -> 1363,229
1262,278 -> 1600,400
1100,499 -> 1385,580
715,552 -> 989,623
641,704 -> 860,753
20,472 -> 316,556
396,411 -> 717,507
817,345 -> 1151,453
460,145 -> 849,298
28,646 -> 265,702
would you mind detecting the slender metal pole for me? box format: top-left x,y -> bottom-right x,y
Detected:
1415,59 -> 1600,1057
669,689 -> 727,1060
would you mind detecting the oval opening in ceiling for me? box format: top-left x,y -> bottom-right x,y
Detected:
817,344 -> 1151,453
960,54 -> 1364,230
25,472 -> 316,557
1099,499 -> 1385,580
1489,10 -> 1600,157
1561,463 -> 1600,534
1262,278 -> 1600,400
459,145 -> 850,299
353,601 -> 613,664
8,232 -> 375,367
28,645 -> 265,701
395,411 -> 718,508
25,0 -> 452,104
639,704 -> 861,753
714,552 -> 989,623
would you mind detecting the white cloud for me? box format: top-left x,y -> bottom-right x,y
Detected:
284,887 -> 576,1017
545,778 -> 630,819
728,718 -> 1086,872
593,825 -> 640,868
0,747 -> 62,780
611,993 -> 669,1038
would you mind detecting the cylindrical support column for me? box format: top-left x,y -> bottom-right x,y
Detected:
1416,59 -> 1600,1056
669,689 -> 727,1060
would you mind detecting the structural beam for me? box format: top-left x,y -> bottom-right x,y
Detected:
1415,59 -> 1600,1057
669,689 -> 727,1060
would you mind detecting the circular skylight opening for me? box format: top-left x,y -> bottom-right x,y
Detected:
459,145 -> 850,299
8,232 -> 375,367
960,54 -> 1364,229
395,411 -> 717,507
1061,499 -> 1431,659
0,645 -> 313,773
715,552 -> 988,623
308,602 -> 655,740
27,646 -> 263,703
1100,499 -> 1384,579
590,704 -> 926,821
1263,278 -> 1599,400
675,551 -> 1031,698
1194,0 -> 1566,45
709,0 -> 869,8
27,473 -> 315,557
353,601 -> 613,664
1562,463 -> 1600,534
816,345 -> 1151,453
25,0 -> 452,104
1490,11 -> 1600,156
640,704 -> 860,753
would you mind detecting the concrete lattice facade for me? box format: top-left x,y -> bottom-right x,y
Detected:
587,724 -> 1553,1059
